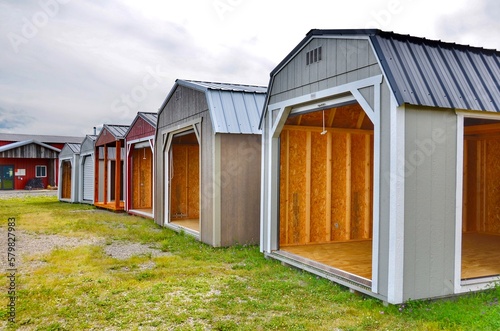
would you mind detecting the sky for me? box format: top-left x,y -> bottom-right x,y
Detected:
0,0 -> 499,137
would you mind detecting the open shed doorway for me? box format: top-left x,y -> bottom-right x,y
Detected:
168,130 -> 200,233
278,102 -> 374,285
61,160 -> 72,199
130,144 -> 153,216
462,118 -> 500,281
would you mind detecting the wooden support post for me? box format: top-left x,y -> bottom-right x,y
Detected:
462,139 -> 468,232
94,146 -> 99,203
482,140 -> 487,232
285,130 -> 290,244
305,131 -> 312,243
103,144 -> 108,205
364,134 -> 371,239
345,133 -> 352,240
326,132 -> 332,241
185,146 -> 189,217
357,112 -> 365,129
115,140 -> 121,209
476,140 -> 482,232
327,108 -> 337,127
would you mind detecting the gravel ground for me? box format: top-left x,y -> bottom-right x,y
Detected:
0,189 -> 58,200
0,190 -> 169,271
0,228 -> 170,272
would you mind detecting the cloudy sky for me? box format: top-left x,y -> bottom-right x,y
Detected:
0,0 -> 498,137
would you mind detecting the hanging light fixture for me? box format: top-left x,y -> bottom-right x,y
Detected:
321,109 -> 328,135
143,147 -> 146,159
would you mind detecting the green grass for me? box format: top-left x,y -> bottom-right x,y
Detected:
1,196 -> 499,330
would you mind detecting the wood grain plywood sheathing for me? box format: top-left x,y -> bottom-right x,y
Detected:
61,161 -> 71,199
288,129 -> 308,245
310,131 -> 328,243
350,133 -> 371,240
330,132 -> 348,241
171,145 -> 188,218
187,145 -> 200,219
485,138 -> 500,234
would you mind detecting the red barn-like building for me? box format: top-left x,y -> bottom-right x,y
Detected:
0,133 -> 83,190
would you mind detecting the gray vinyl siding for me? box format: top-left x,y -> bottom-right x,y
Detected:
269,38 -> 381,105
219,134 -> 261,246
403,106 -> 457,301
155,85 -> 215,245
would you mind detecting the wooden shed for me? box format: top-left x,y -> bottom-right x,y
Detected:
125,112 -> 157,218
94,124 -> 129,211
58,143 -> 81,202
155,80 -> 265,247
260,29 -> 500,304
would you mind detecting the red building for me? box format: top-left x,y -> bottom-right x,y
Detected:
0,133 -> 83,190
125,112 -> 157,218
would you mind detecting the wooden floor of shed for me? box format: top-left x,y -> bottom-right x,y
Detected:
128,208 -> 153,219
280,233 -> 500,281
170,219 -> 200,232
94,201 -> 125,212
462,233 -> 500,280
281,240 -> 372,279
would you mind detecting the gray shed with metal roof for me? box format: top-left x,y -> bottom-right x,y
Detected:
78,135 -> 102,204
260,29 -> 500,304
58,143 -> 81,203
155,79 -> 265,247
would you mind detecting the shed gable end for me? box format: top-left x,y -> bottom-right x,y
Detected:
269,37 -> 381,105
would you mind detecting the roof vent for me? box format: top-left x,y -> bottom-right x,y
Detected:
306,46 -> 322,65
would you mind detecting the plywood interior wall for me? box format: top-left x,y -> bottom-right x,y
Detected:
463,122 -> 500,235
279,104 -> 374,246
131,147 -> 153,209
61,161 -> 72,199
170,134 -> 199,220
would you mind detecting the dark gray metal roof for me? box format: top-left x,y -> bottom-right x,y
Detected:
265,29 -> 500,118
0,140 -> 61,153
174,80 -> 267,134
102,124 -> 129,139
371,31 -> 500,112
0,132 -> 84,144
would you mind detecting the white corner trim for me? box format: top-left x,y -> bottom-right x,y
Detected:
386,96 -> 405,304
454,112 -> 464,293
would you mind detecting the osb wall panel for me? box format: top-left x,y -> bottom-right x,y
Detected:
187,145 -> 199,218
330,132 -> 348,241
131,148 -> 153,209
280,126 -> 373,246
464,136 -> 500,235
170,144 -> 199,220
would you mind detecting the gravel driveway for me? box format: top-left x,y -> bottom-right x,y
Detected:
0,191 -> 170,271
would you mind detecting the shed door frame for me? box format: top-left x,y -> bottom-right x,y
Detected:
60,158 -> 73,200
82,154 -> 94,202
264,75 -> 384,294
455,110 -> 500,294
162,119 -> 202,232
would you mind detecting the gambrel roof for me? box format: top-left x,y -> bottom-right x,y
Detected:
266,29 -> 500,116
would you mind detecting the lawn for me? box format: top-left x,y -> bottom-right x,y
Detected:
0,196 -> 499,330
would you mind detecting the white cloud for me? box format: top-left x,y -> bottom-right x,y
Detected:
0,0 -> 497,136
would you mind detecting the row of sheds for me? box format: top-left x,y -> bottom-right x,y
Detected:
57,29 -> 500,305
58,80 -> 266,248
